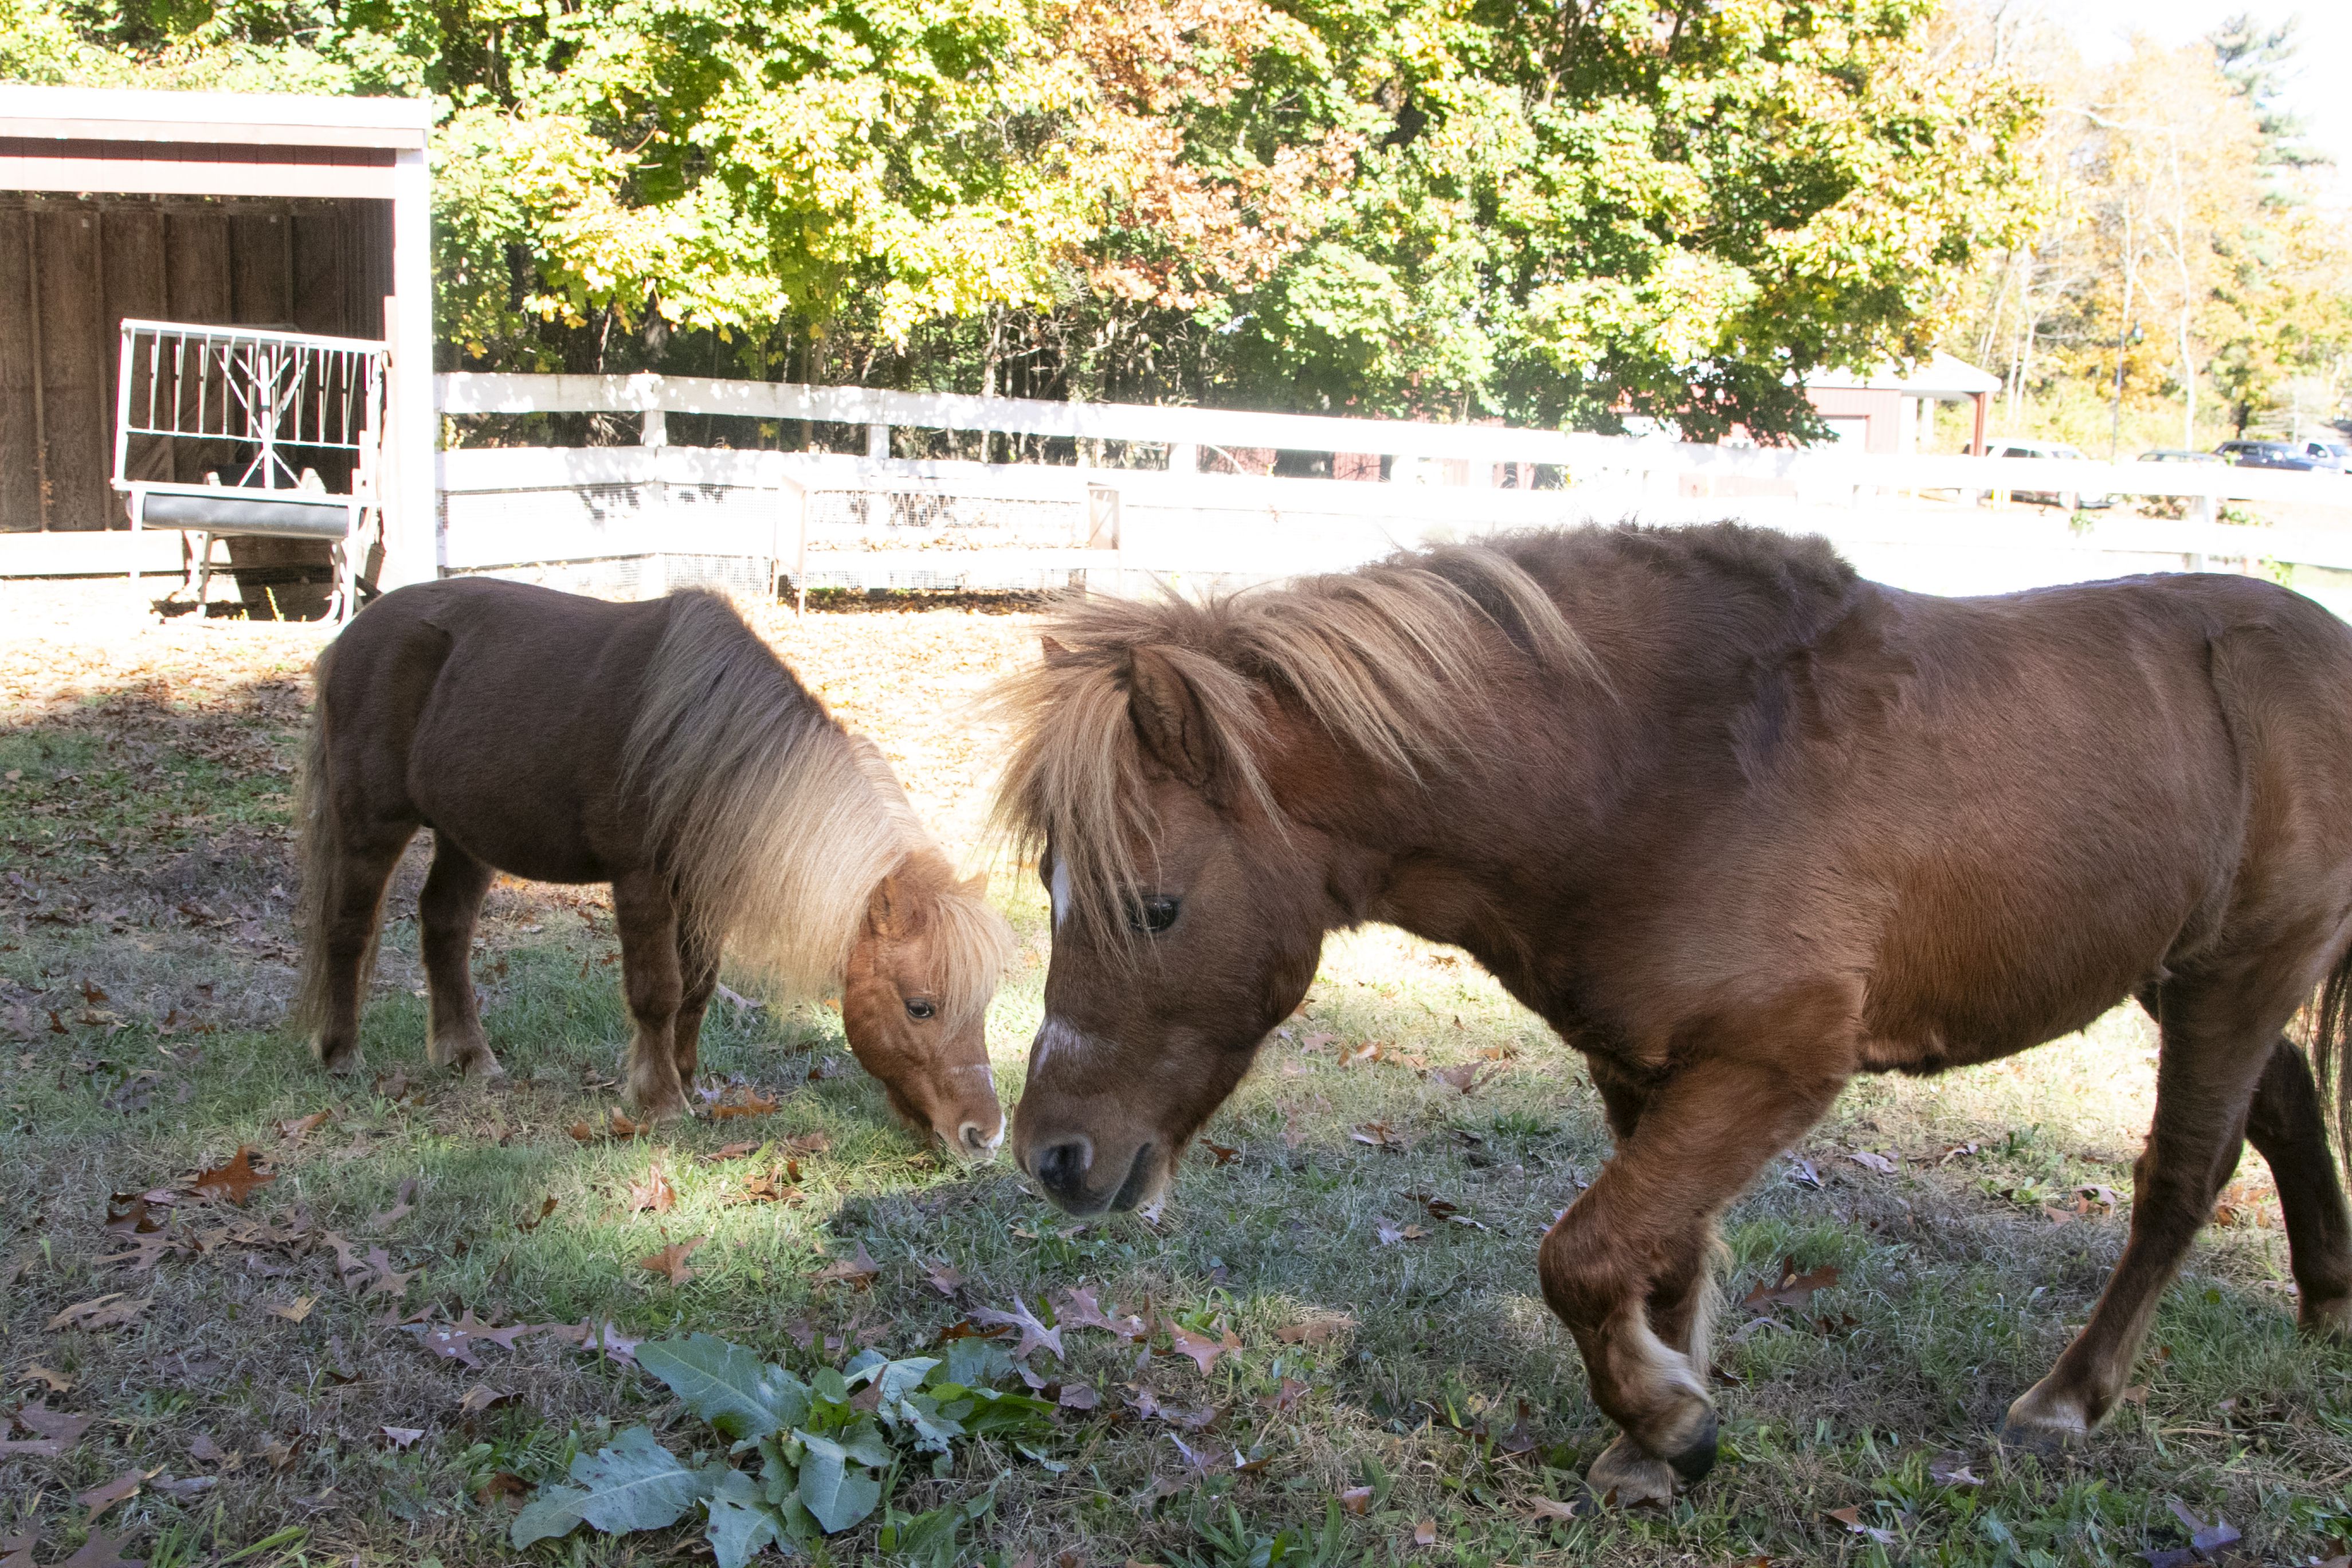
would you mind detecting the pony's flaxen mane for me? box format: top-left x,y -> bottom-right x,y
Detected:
625,592 -> 1009,1025
990,540 -> 1590,938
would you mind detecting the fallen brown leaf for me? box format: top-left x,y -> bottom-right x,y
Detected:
268,1295 -> 315,1324
104,1191 -> 171,1234
517,1196 -> 558,1231
699,1142 -> 761,1165
1339,1487 -> 1373,1515
362,1248 -> 414,1299
637,1236 -> 707,1285
711,1089 -> 780,1120
1165,1321 -> 1241,1375
1826,1505 -> 1898,1546
277,1109 -> 334,1142
369,1177 -> 420,1230
18,1365 -> 73,1393
971,1296 -> 1063,1362
1429,1061 -> 1493,1093
76,1468 -> 146,1520
1199,1140 -> 1239,1166
382,1425 -> 425,1449
54,1528 -> 142,1568
923,1260 -> 966,1296
1410,1519 -> 1437,1548
626,1165 -> 676,1216
810,1241 -> 880,1291
458,1385 -> 512,1416
1273,1314 -> 1353,1346
187,1145 -> 275,1205
1742,1259 -> 1841,1312
476,1471 -> 528,1506
47,1293 -> 152,1331
15,1402 -> 96,1449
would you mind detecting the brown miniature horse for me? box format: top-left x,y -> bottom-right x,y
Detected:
995,524 -> 2352,1502
291,578 -> 1014,1151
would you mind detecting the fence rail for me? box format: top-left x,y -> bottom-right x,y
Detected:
430,373 -> 2352,609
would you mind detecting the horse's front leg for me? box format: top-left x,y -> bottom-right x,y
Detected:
420,834 -> 500,1076
1542,1051 -> 1844,1503
613,869 -> 689,1120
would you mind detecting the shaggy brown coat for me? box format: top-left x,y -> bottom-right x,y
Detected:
292,578 -> 1012,1146
995,523 -> 2352,1500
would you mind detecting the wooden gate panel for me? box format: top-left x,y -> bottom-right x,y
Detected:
32,205 -> 111,530
0,207 -> 37,532
228,210 -> 292,327
102,206 -> 169,488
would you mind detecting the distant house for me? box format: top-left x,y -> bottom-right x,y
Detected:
1799,352 -> 1998,455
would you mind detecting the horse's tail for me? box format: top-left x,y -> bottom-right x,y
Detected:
2312,943 -> 2352,1174
288,640 -> 347,1042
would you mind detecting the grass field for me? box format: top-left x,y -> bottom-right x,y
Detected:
3,581 -> 2350,1568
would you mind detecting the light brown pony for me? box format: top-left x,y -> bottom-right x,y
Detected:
291,578 -> 1014,1150
995,523 -> 2352,1502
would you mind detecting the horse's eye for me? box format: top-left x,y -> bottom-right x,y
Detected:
905,998 -> 936,1021
1128,895 -> 1180,935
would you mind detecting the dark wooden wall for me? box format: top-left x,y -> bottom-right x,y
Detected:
0,194 -> 393,532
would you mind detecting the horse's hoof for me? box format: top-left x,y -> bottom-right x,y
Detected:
457,1052 -> 505,1081
1998,1386 -> 2090,1456
2299,1293 -> 2352,1342
1665,1405 -> 1719,1484
1587,1435 -> 1677,1507
317,1044 -> 363,1075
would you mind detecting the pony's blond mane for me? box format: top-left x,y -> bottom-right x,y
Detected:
625,592 -> 1009,1024
989,540 -> 1591,938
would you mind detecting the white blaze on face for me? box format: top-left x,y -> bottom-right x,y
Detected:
1029,1014 -> 1092,1074
1049,858 -> 1072,931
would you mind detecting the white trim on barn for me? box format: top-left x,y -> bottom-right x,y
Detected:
0,85 -> 435,587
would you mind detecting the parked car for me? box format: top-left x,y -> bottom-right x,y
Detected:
1981,438 -> 2116,508
2214,438 -> 2333,471
2296,438 -> 2350,472
2137,448 -> 2224,465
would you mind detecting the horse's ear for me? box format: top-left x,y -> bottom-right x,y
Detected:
959,869 -> 990,899
1040,635 -> 1077,666
1126,645 -> 1216,787
867,875 -> 905,939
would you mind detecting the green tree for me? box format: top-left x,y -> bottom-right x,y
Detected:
10,0 -> 2049,441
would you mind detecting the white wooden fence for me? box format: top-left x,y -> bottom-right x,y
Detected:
433,373 -> 2352,613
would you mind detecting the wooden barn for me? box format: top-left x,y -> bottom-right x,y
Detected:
0,86 -> 435,598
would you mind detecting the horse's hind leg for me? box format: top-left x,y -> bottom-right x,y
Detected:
2244,1036 -> 2352,1338
613,868 -> 689,1120
2001,981 -> 2281,1449
311,828 -> 414,1073
419,834 -> 501,1077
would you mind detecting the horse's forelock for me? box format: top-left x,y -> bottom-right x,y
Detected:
921,867 -> 1019,1032
989,539 -> 1584,939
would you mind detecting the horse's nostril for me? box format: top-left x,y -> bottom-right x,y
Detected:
1034,1138 -> 1090,1196
959,1122 -> 991,1154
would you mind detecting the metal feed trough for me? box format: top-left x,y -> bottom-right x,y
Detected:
112,319 -> 387,618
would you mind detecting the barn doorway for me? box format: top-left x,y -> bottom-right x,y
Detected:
0,87 -> 434,605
